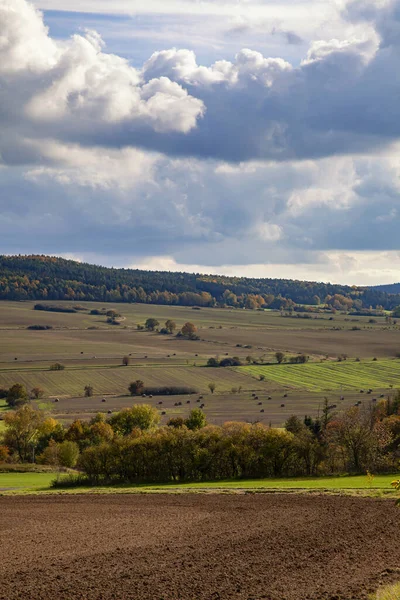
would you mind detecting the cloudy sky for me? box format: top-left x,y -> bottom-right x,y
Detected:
1,0 -> 400,285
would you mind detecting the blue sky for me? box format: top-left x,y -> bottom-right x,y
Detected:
1,0 -> 400,285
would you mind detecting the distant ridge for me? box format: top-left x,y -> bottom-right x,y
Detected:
371,283 -> 400,294
0,254 -> 399,310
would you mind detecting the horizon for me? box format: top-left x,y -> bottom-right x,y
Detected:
2,253 -> 398,289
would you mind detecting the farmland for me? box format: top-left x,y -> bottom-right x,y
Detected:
0,494 -> 399,600
239,359 -> 400,391
0,302 -> 400,425
0,300 -> 399,425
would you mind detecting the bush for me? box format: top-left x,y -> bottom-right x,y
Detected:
84,385 -> 94,397
34,304 -> 77,313
6,383 -> 29,407
31,387 -> 44,399
185,408 -> 206,430
207,357 -> 220,367
129,380 -> 145,396
0,388 -> 8,399
50,363 -> 65,371
288,354 -> 308,364
145,318 -> 159,331
27,325 -> 53,330
219,357 -> 242,367
143,386 -> 197,396
51,473 -> 90,489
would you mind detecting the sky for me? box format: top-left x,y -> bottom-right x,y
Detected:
1,0 -> 400,285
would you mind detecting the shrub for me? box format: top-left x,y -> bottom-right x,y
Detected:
51,473 -> 90,489
122,356 -> 130,366
165,320 -> 176,334
50,363 -> 65,371
31,387 -> 44,399
185,408 -> 207,430
34,304 -> 77,313
27,325 -> 53,330
6,383 -> 29,407
207,357 -> 220,367
289,354 -> 309,364
143,386 -> 197,396
129,380 -> 145,396
275,351 -> 285,364
0,388 -> 8,399
181,322 -> 197,338
145,318 -> 159,331
167,417 -> 186,428
84,385 -> 94,397
219,357 -> 242,367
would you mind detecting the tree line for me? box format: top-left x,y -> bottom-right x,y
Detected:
0,254 -> 398,309
1,394 -> 400,485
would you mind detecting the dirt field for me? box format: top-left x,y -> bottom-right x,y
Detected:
0,494 -> 399,600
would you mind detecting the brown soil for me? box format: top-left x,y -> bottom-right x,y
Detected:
1,494 -> 399,600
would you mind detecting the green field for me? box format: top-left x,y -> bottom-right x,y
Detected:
0,472 -> 55,491
0,364 -> 254,397
238,359 -> 400,391
0,472 -> 398,494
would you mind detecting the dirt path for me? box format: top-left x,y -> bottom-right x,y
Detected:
0,494 -> 399,599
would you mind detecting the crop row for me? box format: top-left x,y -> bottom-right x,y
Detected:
237,360 -> 400,391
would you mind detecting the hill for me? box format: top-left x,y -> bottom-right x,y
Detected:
0,254 -> 399,309
371,283 -> 400,294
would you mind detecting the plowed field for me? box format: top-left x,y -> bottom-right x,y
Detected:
1,494 -> 399,600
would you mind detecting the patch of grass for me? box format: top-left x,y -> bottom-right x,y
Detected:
238,359 -> 400,391
2,472 -> 399,495
0,472 -> 55,491
370,582 -> 400,600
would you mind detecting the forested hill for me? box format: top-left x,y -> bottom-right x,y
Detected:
0,255 -> 399,310
372,283 -> 400,294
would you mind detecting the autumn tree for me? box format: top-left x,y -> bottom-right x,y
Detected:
109,404 -> 160,435
165,320 -> 177,334
129,380 -> 145,396
31,387 -> 44,400
208,382 -> 216,394
3,405 -> 45,462
145,318 -> 159,331
84,385 -> 94,397
122,356 -> 130,366
275,351 -> 285,364
181,322 -> 197,339
6,383 -> 29,408
185,408 -> 207,431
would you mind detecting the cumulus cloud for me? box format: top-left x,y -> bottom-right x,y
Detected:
2,0 -> 400,164
0,0 -> 205,167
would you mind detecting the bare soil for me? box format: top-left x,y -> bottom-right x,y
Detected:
1,494 -> 399,599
